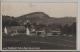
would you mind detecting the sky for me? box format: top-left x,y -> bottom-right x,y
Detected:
1,1 -> 77,17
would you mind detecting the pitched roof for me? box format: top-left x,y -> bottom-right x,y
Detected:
7,26 -> 25,30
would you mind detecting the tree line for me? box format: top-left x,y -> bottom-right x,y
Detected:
2,15 -> 76,35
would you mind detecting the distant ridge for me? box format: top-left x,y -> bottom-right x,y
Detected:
16,12 -> 76,26
2,12 -> 76,26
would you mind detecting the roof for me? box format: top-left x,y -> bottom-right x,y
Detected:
7,26 -> 26,30
51,31 -> 61,32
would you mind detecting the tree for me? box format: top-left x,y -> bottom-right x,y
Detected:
62,24 -> 70,35
70,22 -> 76,34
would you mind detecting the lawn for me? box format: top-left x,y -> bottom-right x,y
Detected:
2,33 -> 76,50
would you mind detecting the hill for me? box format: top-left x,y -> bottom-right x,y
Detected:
16,12 -> 76,26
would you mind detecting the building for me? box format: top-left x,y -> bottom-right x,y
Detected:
3,20 -> 61,37
3,26 -> 26,35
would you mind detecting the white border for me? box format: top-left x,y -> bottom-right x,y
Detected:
0,0 -> 79,51
0,0 -> 2,51
1,0 -> 78,3
77,0 -> 80,51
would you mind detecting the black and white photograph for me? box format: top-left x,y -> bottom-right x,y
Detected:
1,0 -> 77,50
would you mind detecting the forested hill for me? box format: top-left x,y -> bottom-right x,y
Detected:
2,12 -> 76,26
16,12 -> 76,26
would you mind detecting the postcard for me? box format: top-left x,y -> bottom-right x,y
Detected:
0,0 -> 78,51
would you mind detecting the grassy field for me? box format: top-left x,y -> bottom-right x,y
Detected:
2,33 -> 76,50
